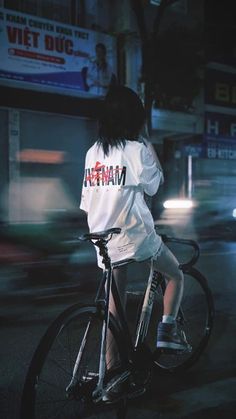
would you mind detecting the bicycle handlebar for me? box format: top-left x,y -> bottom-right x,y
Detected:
160,234 -> 200,269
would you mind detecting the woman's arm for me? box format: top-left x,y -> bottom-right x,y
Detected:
142,137 -> 164,184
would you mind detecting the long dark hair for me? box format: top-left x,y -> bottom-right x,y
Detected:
97,85 -> 146,156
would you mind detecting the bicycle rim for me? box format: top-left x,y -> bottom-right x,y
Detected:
21,305 -> 127,419
146,268 -> 214,372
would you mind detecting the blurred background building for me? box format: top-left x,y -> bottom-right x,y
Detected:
0,0 -> 235,239
1,6 -> 236,419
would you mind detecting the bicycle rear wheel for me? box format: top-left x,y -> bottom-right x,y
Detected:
145,267 -> 214,372
21,304 -> 127,419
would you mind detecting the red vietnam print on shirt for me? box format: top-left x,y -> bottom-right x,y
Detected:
84,161 -> 126,187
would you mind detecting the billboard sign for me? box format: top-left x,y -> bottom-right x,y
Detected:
0,7 -> 116,97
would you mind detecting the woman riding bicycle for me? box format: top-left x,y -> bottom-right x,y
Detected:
80,85 -> 191,362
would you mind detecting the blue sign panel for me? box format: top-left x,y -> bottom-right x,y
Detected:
204,112 -> 236,141
203,139 -> 236,160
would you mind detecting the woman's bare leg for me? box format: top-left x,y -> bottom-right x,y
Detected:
153,242 -> 191,351
153,243 -> 184,318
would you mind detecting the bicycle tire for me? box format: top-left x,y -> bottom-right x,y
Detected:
143,267 -> 214,372
20,304 -> 128,419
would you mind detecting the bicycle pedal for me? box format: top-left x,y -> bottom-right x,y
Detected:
159,346 -> 192,355
102,391 -> 124,403
127,384 -> 146,399
82,372 -> 99,382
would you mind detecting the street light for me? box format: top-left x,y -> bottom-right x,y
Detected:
163,199 -> 193,209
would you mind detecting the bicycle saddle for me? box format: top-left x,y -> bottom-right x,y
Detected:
79,227 -> 121,241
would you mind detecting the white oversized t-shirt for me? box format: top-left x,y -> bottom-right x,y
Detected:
80,140 -> 163,268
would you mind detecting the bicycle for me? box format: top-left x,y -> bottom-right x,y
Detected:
20,227 -> 214,419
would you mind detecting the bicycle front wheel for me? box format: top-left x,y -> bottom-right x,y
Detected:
21,304 -> 127,419
146,267 -> 214,372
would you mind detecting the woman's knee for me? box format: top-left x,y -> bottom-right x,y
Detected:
153,244 -> 184,282
174,267 -> 184,283
163,265 -> 183,283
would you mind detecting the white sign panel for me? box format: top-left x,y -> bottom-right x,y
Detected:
0,7 -> 116,97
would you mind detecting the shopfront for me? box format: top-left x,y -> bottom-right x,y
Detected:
0,5 -> 117,222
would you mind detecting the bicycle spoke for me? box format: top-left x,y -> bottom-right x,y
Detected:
21,306 -> 126,419
48,357 -> 73,378
36,398 -> 72,405
37,377 -> 68,391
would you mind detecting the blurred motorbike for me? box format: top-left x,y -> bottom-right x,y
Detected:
0,211 -> 96,298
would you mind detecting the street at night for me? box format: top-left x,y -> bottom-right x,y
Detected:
1,234 -> 236,418
1,0 -> 236,418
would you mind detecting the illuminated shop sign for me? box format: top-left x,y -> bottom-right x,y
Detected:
204,140 -> 236,160
204,65 -> 236,159
205,112 -> 236,141
204,112 -> 236,160
205,67 -> 236,109
0,7 -> 116,97
183,140 -> 236,160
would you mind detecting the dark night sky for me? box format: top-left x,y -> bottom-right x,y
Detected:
205,0 -> 236,64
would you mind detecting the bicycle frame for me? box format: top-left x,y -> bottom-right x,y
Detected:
93,259 -> 164,399
66,260 -> 162,402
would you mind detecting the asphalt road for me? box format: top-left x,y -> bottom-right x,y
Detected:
0,238 -> 236,418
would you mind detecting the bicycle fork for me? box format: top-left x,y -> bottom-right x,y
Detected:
92,268 -> 133,401
66,265 -> 128,403
91,267 -> 113,401
66,320 -> 92,396
66,270 -> 111,402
